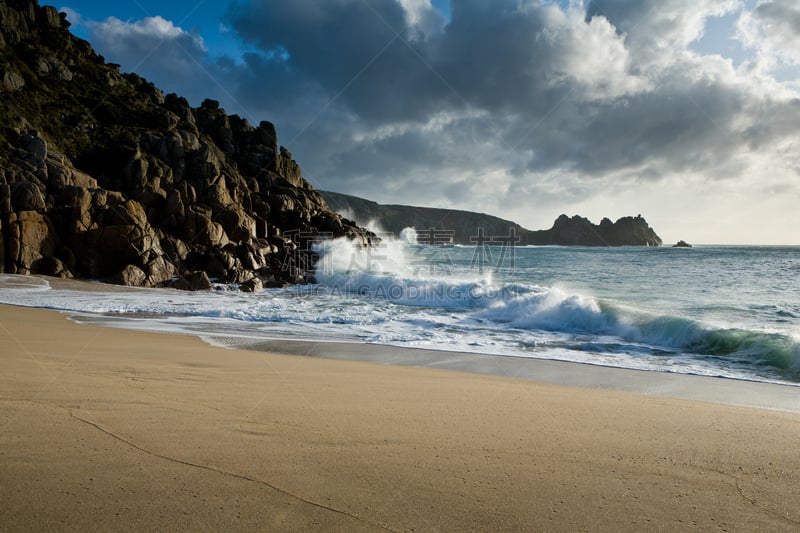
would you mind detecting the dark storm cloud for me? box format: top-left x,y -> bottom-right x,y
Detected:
77,0 -> 800,228
514,79 -> 749,176
228,0 -> 450,124
226,0 -> 651,180
223,0 -> 764,183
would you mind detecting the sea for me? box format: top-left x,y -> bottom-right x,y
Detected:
1,232 -> 799,386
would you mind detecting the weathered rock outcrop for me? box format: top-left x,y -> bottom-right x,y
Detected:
526,214 -> 662,246
0,0 -> 373,287
321,191 -> 662,247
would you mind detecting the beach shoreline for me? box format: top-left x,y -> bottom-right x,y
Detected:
1,303 -> 799,531
234,337 -> 800,413
68,304 -> 800,414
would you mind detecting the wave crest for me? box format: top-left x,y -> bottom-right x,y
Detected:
313,238 -> 800,375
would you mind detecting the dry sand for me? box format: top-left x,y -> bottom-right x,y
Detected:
1,303 -> 799,532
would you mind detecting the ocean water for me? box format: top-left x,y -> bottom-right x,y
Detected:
1,234 -> 799,385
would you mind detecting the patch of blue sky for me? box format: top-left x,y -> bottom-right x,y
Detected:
689,10 -> 749,67
770,64 -> 800,83
431,0 -> 450,20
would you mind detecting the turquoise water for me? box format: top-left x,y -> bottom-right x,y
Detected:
1,243 -> 798,385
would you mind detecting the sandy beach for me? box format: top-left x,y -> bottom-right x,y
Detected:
1,304 -> 799,532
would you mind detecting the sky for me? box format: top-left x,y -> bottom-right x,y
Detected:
58,0 -> 800,244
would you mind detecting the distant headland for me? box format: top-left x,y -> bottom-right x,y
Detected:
321,191 -> 663,247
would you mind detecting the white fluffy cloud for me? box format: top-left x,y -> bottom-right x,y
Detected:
737,0 -> 800,72
75,15 -> 217,102
586,0 -> 741,64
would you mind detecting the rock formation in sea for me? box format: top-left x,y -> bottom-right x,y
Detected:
321,191 -> 663,247
0,0 -> 373,288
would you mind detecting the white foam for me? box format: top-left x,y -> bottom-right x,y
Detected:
399,227 -> 418,245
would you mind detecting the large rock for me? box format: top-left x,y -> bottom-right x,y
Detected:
257,121 -> 277,152
5,210 -> 57,274
59,185 -> 93,232
1,69 -> 24,91
546,215 -> 606,245
112,264 -> 147,287
217,206 -> 256,243
597,215 -> 662,247
105,199 -> 149,228
72,223 -> 161,278
47,152 -> 99,190
172,271 -> 212,291
145,256 -> 177,286
37,5 -> 63,29
274,146 -> 308,189
240,276 -> 263,293
0,1 -> 35,47
20,130 -> 47,163
36,255 -> 71,278
183,206 -> 228,247
160,235 -> 189,264
157,130 -> 185,164
190,140 -> 223,183
10,182 -> 45,211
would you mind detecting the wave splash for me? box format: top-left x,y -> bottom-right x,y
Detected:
314,235 -> 800,376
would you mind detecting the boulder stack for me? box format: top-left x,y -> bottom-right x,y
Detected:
0,0 -> 374,288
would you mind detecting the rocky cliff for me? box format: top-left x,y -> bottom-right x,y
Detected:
0,0 -> 373,289
321,191 -> 662,247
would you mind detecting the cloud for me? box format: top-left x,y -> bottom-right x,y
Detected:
737,0 -> 800,71
63,0 -> 800,242
396,0 -> 447,38
72,14 -> 222,103
229,0 -> 800,231
585,0 -> 741,49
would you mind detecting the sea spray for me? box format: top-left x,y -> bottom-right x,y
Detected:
400,227 -> 418,245
314,233 -> 412,277
314,231 -> 497,307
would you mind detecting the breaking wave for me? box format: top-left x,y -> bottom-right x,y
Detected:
314,235 -> 800,376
